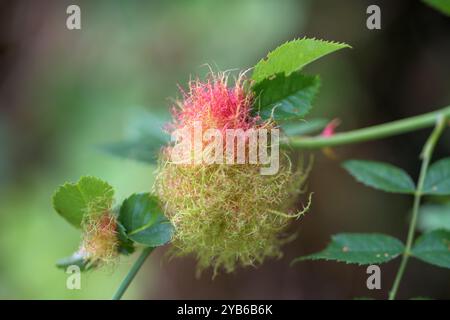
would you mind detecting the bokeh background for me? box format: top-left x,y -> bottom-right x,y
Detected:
0,0 -> 449,299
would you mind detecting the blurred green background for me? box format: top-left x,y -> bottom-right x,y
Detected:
0,0 -> 449,299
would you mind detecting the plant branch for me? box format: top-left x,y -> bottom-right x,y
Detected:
388,114 -> 447,300
112,247 -> 154,300
285,106 -> 450,149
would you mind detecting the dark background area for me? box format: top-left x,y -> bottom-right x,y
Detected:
0,0 -> 449,299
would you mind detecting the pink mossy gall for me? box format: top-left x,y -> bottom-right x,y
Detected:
155,71 -> 311,276
80,212 -> 119,265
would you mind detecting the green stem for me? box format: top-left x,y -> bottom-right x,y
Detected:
112,247 -> 154,300
388,114 -> 446,300
286,106 -> 450,149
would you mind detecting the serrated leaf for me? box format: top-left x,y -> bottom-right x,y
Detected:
56,252 -> 96,272
411,229 -> 450,269
293,233 -> 404,265
52,176 -> 115,228
280,118 -> 328,136
418,203 -> 450,232
253,73 -> 320,121
99,110 -> 170,164
423,0 -> 450,16
119,193 -> 174,247
252,38 -> 350,83
423,158 -> 450,195
342,160 -> 416,194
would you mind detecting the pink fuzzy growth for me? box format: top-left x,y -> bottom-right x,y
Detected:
321,119 -> 341,137
170,72 -> 257,132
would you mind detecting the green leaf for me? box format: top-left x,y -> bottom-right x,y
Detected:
423,0 -> 450,16
117,222 -> 135,255
411,229 -> 450,269
100,140 -> 165,164
280,118 -> 328,136
119,193 -> 174,247
418,203 -> 450,232
99,110 -> 170,164
56,252 -> 95,272
252,38 -> 350,83
293,233 -> 404,265
342,160 -> 416,194
52,176 -> 115,228
253,73 -> 320,121
423,158 -> 450,195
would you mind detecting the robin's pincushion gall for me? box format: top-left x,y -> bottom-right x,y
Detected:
80,212 -> 119,265
155,72 -> 310,275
